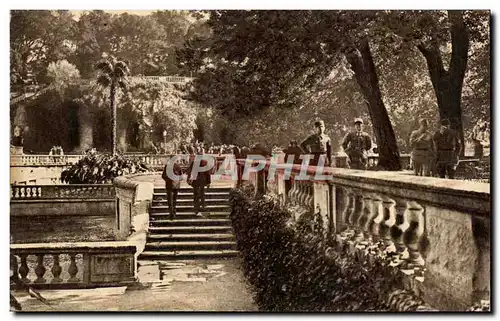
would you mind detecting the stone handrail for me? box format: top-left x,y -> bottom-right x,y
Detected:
10,241 -> 137,289
333,154 -> 412,169
240,159 -> 490,310
11,184 -> 115,200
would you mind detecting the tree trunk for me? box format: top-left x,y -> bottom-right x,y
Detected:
78,103 -> 93,152
110,83 -> 117,156
345,38 -> 402,170
417,10 -> 469,156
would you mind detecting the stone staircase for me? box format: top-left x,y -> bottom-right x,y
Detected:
139,187 -> 238,260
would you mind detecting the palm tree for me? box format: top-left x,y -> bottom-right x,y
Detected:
95,55 -> 130,156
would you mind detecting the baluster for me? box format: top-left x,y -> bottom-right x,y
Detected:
339,188 -> 354,232
287,180 -> 295,204
360,193 -> 376,242
11,254 -> 19,280
390,198 -> 410,260
20,187 -> 25,198
302,183 -> 309,209
12,187 -> 19,198
34,254 -> 46,283
289,180 -> 297,205
301,183 -> 310,215
380,197 -> 396,251
18,254 -> 30,283
352,191 -> 367,242
67,254 -> 79,283
403,201 -> 427,266
295,181 -> 302,206
294,181 -> 301,206
348,190 -> 364,241
307,184 -> 314,209
299,182 -> 307,207
51,254 -> 63,283
369,194 -> 384,242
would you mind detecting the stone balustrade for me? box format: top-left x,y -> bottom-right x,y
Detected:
10,153 -> 408,170
11,184 -> 115,200
10,184 -> 116,216
242,160 -> 490,311
10,241 -> 137,289
10,154 -> 85,166
130,75 -> 195,83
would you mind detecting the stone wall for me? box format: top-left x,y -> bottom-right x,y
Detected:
114,173 -> 155,258
10,199 -> 115,216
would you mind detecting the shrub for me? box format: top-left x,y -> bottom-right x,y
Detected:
61,152 -> 150,184
229,186 -> 422,312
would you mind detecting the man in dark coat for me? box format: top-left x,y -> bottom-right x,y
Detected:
187,153 -> 212,216
284,140 -> 304,165
341,118 -> 372,170
162,158 -> 183,219
433,119 -> 462,179
300,120 -> 332,166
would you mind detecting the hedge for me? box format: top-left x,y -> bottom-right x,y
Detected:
229,186 -> 426,312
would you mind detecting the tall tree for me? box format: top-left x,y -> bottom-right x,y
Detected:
72,10 -> 114,78
384,10 -> 490,155
10,10 -> 76,89
179,10 -> 403,169
95,55 -> 130,155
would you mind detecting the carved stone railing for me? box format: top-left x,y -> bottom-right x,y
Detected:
10,241 -> 137,289
133,154 -> 234,170
244,159 -> 490,311
10,154 -> 85,166
11,184 -> 115,200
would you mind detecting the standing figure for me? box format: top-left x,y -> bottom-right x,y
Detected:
162,158 -> 184,219
300,120 -> 332,166
284,140 -> 304,165
188,152 -> 212,216
341,118 -> 372,170
409,118 -> 435,176
433,119 -> 462,179
11,126 -> 23,147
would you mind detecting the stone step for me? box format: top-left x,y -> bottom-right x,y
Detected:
150,218 -> 231,227
139,249 -> 238,260
153,192 -> 230,200
145,241 -> 236,251
149,226 -> 233,234
150,205 -> 230,213
150,212 -> 230,219
147,233 -> 235,242
152,198 -> 230,206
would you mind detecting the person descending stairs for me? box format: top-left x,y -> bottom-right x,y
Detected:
139,156 -> 237,260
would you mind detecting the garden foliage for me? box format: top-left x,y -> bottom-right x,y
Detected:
229,186 -> 424,311
61,152 -> 150,184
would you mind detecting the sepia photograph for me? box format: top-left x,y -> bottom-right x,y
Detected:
8,8 -> 491,313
